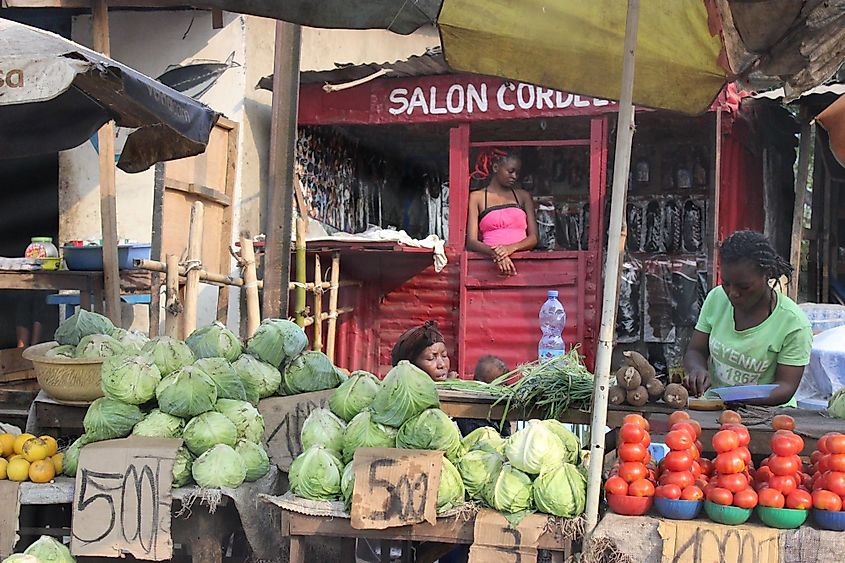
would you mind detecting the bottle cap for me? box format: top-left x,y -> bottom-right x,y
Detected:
31,237 -> 53,243
547,290 -> 559,298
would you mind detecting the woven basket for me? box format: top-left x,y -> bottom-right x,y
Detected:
22,341 -> 105,405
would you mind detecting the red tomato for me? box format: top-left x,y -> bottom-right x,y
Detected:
641,433 -> 651,448
656,483 -> 682,500
623,414 -> 650,432
707,487 -> 733,506
768,455 -> 800,476
818,434 -> 833,454
813,490 -> 843,512
772,433 -> 804,457
768,475 -> 798,496
719,472 -> 751,494
772,415 -> 796,432
733,488 -> 759,509
691,461 -> 702,478
715,452 -> 746,475
818,455 -> 832,474
829,454 -> 845,473
813,472 -> 828,491
628,478 -> 655,497
695,440 -> 704,455
827,434 -> 845,455
825,471 -> 845,497
786,489 -> 813,510
660,471 -> 695,489
668,411 -> 691,426
672,422 -> 697,442
618,442 -> 648,463
604,476 -> 629,496
698,458 -> 714,477
619,423 -> 646,445
811,450 -> 825,465
688,445 -> 700,461
665,430 -> 693,451
722,424 -> 751,447
758,488 -> 786,508
755,466 -> 773,484
737,447 -> 752,468
712,430 -> 740,453
695,477 -> 709,490
663,451 -> 693,473
681,485 -> 704,501
688,419 -> 702,438
618,462 -> 648,483
719,410 -> 742,425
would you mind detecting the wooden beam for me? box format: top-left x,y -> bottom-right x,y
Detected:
216,121 -> 239,324
164,178 -> 232,206
6,0 -> 184,7
312,256 -> 322,351
182,201 -> 204,337
149,162 -> 166,337
710,108 -> 722,283
240,235 -> 260,338
789,107 -> 813,300
165,254 -> 180,338
326,252 -> 340,362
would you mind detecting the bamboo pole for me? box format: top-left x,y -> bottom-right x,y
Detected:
294,217 -> 307,326
164,254 -> 180,338
182,202 -> 204,337
326,252 -> 341,362
585,0 -> 640,535
302,306 -> 354,327
313,256 -> 323,351
789,108 -> 813,300
240,235 -> 260,338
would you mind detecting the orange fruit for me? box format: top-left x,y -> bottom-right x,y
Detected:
28,459 -> 55,483
7,458 -> 30,481
22,438 -> 50,463
0,434 -> 15,457
13,433 -> 35,455
0,458 -> 7,479
39,436 -> 59,457
51,453 -> 64,475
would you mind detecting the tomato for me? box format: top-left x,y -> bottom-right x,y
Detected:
707,487 -> 734,506
719,410 -> 742,425
772,433 -> 804,457
772,414 -> 796,432
618,442 -> 648,462
641,433 -> 651,449
668,411 -> 691,426
619,423 -> 646,445
619,462 -> 648,483
813,472 -> 827,491
698,458 -> 714,477
719,472 -> 751,494
827,434 -> 845,455
623,414 -> 650,432
722,424 -> 751,447
681,485 -> 704,501
664,451 -> 693,472
737,447 -> 752,468
818,434 -> 833,454
672,422 -> 697,442
811,450 -> 825,465
660,471 -> 695,489
604,476 -> 629,496
687,445 -> 700,462
688,419 -> 702,438
715,452 -> 746,475
755,466 -> 773,483
818,455 -> 832,474
628,478 -> 655,497
768,455 -> 800,477
758,488 -> 786,508
768,475 -> 798,496
782,489 -> 811,510
824,471 -> 845,496
665,430 -> 693,451
712,430 -> 740,453
813,490 -> 843,512
656,483 -> 682,500
691,461 -> 702,478
829,454 -> 845,473
733,487 -> 758,509
695,477 -> 709,490
695,440 -> 704,455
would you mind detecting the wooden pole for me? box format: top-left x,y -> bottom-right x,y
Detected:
789,107 -> 813,300
240,235 -> 260,338
91,0 -> 121,326
585,0 -> 640,535
164,254 -> 180,338
326,252 -> 341,362
294,217 -> 307,326
149,162 -> 165,337
313,255 -> 323,351
711,109 -> 723,283
822,173 -> 832,302
182,202 -> 204,337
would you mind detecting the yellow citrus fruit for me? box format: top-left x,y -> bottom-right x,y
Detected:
29,459 -> 55,483
13,433 -> 35,455
0,434 -> 15,457
22,438 -> 50,463
7,454 -> 23,462
39,436 -> 59,457
51,453 -> 64,475
0,458 -> 7,479
7,458 -> 30,481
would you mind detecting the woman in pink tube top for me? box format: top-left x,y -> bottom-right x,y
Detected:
466,149 -> 538,275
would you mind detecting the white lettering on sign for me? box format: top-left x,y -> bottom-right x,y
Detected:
0,69 -> 24,88
387,80 -> 611,117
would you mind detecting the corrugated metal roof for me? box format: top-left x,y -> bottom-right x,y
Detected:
752,82 -> 845,101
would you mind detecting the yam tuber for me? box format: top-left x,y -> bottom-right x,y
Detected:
663,383 -> 689,409
609,385 -> 627,405
616,366 -> 642,390
623,350 -> 657,380
645,378 -> 665,400
626,386 -> 649,407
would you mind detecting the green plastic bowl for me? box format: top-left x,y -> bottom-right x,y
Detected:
756,506 -> 808,529
704,500 -> 752,525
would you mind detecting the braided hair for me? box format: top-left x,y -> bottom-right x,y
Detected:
469,148 -> 521,185
719,230 -> 793,281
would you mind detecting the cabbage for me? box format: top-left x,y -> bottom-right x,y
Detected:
533,462 -> 587,517
55,309 -> 114,346
156,366 -> 218,418
482,464 -> 534,513
369,361 -> 440,428
186,322 -> 242,362
2,554 -> 40,562
396,409 -> 465,462
329,371 -> 380,422
183,411 -> 238,456
132,409 -> 185,438
45,344 -> 75,358
111,328 -> 149,352
289,445 -> 343,501
504,420 -> 567,475
75,334 -> 125,358
142,336 -> 195,376
246,318 -> 308,368
231,354 -> 281,401
284,351 -> 344,395
101,354 -> 162,405
457,450 -> 504,499
193,358 -> 248,401
192,444 -> 246,488
540,420 -> 581,464
214,399 -> 265,443
171,446 -> 194,488
462,426 -> 506,455
63,434 -> 94,477
23,536 -> 74,563
83,397 -> 144,441
828,388 -> 845,419
235,439 -> 271,482
437,458 -> 466,513
301,408 -> 346,455
342,411 -> 397,464
341,462 -> 355,510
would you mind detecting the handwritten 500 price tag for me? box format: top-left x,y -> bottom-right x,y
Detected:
71,437 -> 181,561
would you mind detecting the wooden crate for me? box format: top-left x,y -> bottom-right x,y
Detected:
0,348 -> 34,383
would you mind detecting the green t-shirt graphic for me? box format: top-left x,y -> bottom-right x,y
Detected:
695,287 -> 812,406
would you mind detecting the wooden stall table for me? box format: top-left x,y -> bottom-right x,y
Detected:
24,391 -> 86,437
0,271 -> 106,313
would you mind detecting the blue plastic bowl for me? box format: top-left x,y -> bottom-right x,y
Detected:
709,384 -> 778,403
813,508 -> 845,531
654,497 -> 703,520
63,244 -> 151,271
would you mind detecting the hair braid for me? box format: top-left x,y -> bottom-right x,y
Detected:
719,230 -> 793,281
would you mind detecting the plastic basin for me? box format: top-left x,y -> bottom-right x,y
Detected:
813,508 -> 845,531
654,497 -> 703,520
756,506 -> 808,529
606,493 -> 653,516
21,341 -> 105,405
63,244 -> 151,271
709,385 -> 778,403
704,500 -> 752,525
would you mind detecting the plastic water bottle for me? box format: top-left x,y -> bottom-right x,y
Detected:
539,290 -> 566,360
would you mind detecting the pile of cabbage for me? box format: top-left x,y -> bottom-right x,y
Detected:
1,535 -> 76,563
46,310 -> 147,359
287,361 -> 588,519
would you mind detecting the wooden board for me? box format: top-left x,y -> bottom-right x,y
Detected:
0,348 -> 33,382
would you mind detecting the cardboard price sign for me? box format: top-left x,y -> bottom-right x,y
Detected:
0,481 -> 20,559
350,448 -> 442,530
259,389 -> 333,471
658,519 -> 779,563
468,509 -> 545,563
71,437 -> 181,561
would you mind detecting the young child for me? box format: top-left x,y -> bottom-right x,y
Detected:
455,355 -> 511,437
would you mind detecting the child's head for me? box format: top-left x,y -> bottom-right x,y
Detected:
474,355 -> 508,383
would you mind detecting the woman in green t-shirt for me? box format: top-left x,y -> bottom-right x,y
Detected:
684,231 -> 813,406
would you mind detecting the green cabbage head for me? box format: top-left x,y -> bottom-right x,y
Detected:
54,309 -> 114,346
23,536 -> 75,563
110,327 -> 149,352
132,409 -> 185,438
533,462 -> 587,517
183,411 -> 238,456
101,354 -> 162,405
142,336 -> 195,376
341,411 -> 398,464
457,449 -> 504,500
369,361 -> 440,428
156,366 -> 218,418
214,399 -> 265,443
83,397 -> 144,441
828,388 -> 845,419
75,334 -> 125,358
63,434 -> 94,477
235,439 -> 271,482
396,408 -> 465,462
462,426 -> 506,455
437,457 -> 465,513
329,370 -> 380,422
191,444 -> 246,488
172,446 -> 194,488
2,554 -> 40,563
193,357 -> 247,401
301,408 -> 346,456
482,463 -> 534,513
246,318 -> 308,368
341,462 -> 355,510
284,351 -> 344,395
45,345 -> 75,358
231,354 -> 282,401
504,419 -> 566,475
186,322 -> 242,362
540,419 -> 581,464
289,445 -> 343,501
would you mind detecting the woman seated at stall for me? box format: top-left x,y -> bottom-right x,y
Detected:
466,149 -> 539,276
391,320 -> 455,381
683,231 -> 813,406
